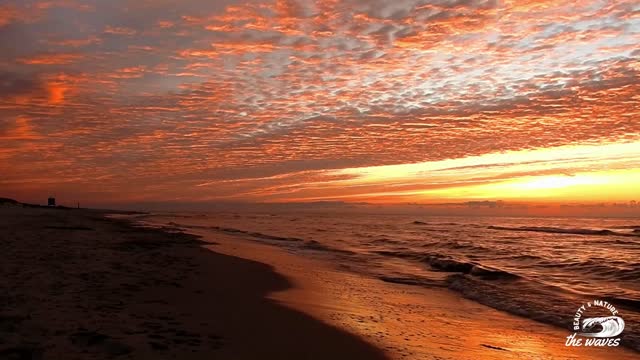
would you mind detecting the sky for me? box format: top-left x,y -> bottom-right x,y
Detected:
0,0 -> 639,208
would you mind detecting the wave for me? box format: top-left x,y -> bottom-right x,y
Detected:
367,237 -> 403,246
445,274 -> 640,350
610,238 -> 640,246
488,225 -> 640,237
603,297 -> 640,311
148,213 -> 640,352
421,255 -> 474,273
166,221 -> 359,257
533,259 -> 640,282
413,221 -> 462,226
417,254 -> 519,280
505,254 -> 544,261
444,241 -> 494,252
245,231 -> 304,242
378,275 -> 444,287
165,222 -> 305,243
445,273 -> 574,323
469,265 -> 521,280
371,249 -> 522,280
372,250 -> 421,259
373,247 -> 640,350
301,240 -> 356,255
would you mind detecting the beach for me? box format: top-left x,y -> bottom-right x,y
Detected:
3,0 -> 639,358
174,214 -> 640,360
0,206 -> 384,359
1,206 -> 638,359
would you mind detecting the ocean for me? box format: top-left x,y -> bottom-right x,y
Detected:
136,211 -> 640,351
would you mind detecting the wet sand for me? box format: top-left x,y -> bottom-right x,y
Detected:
0,207 -> 386,359
184,225 -> 640,360
3,206 -> 638,360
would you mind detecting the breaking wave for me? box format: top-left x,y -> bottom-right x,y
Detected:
144,213 -> 640,352
488,225 -> 640,237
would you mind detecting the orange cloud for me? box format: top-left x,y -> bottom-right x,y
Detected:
1,0 -> 639,206
18,53 -> 83,65
46,75 -> 72,104
0,5 -> 20,27
103,26 -> 137,36
1,116 -> 41,141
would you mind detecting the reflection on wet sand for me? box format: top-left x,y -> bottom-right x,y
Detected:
201,229 -> 639,360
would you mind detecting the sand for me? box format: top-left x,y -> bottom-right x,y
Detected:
0,206 -> 385,359
181,220 -> 640,360
2,206 -> 638,360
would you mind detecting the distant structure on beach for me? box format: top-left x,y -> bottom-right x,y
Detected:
48,197 -> 56,207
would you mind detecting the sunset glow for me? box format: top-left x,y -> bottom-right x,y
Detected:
0,0 -> 639,207
3,3 -> 640,357
290,141 -> 640,203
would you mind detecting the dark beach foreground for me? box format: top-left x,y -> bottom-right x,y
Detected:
0,206 -> 387,359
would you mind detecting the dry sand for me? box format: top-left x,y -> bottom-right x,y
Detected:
0,206 -> 386,359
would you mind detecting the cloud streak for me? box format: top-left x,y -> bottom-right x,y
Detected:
0,0 -> 639,205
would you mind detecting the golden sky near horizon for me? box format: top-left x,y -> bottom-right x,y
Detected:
0,0 -> 639,205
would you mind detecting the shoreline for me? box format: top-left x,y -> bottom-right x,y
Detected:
160,214 -> 640,360
0,207 -> 386,359
3,206 -> 638,359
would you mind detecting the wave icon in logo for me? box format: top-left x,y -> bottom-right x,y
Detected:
567,300 -> 624,347
579,316 -> 625,338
